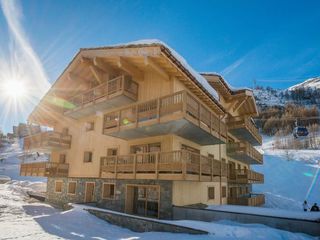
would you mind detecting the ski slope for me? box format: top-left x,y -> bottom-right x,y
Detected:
253,136 -> 320,211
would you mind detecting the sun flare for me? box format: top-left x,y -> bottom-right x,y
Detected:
1,80 -> 27,100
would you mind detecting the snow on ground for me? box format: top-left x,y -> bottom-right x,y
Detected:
206,205 -> 320,221
253,136 -> 320,211
0,182 -> 316,240
0,139 -> 47,182
0,138 -> 319,239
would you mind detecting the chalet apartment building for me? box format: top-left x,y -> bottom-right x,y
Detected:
20,40 -> 264,219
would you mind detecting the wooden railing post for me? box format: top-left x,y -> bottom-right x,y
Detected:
157,98 -> 160,123
155,153 -> 159,179
133,155 -> 136,179
114,156 -> 118,178
199,155 -> 202,181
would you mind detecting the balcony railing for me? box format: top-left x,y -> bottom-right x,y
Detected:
227,117 -> 262,146
227,141 -> 263,164
23,131 -> 72,151
228,193 -> 265,206
228,169 -> 264,184
100,150 -> 227,181
103,90 -> 226,145
20,161 -> 69,177
64,75 -> 139,119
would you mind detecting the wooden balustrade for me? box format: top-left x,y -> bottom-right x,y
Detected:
227,116 -> 262,146
65,75 -> 138,112
23,131 -> 72,151
103,90 -> 225,144
20,161 -> 69,177
100,150 -> 227,181
228,169 -> 264,184
227,141 -> 263,164
228,194 -> 265,206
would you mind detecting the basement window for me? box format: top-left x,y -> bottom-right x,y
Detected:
208,187 -> 215,200
68,182 -> 77,195
55,181 -> 63,193
84,151 -> 93,163
221,186 -> 227,198
102,183 -> 115,199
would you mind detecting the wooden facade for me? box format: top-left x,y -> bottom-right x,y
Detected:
21,41 -> 264,213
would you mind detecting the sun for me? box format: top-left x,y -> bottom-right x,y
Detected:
1,80 -> 27,100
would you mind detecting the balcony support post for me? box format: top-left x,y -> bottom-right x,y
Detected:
133,155 -> 136,179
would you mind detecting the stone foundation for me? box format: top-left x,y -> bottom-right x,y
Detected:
46,177 -> 173,219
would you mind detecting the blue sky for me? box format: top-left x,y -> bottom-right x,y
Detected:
0,0 -> 319,133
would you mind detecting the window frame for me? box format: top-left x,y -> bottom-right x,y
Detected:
102,183 -> 115,200
54,180 -> 63,193
208,186 -> 215,200
85,121 -> 95,131
83,151 -> 93,163
67,181 -> 77,195
221,186 -> 227,198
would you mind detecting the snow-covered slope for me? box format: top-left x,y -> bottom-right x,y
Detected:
253,136 -> 320,211
288,77 -> 320,91
253,88 -> 285,107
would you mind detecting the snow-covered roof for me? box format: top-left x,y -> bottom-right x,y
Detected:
200,72 -> 252,93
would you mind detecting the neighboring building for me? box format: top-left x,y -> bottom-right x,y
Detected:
13,123 -> 41,138
20,40 -> 264,219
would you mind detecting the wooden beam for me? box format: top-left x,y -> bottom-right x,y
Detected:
80,57 -> 105,84
116,57 -> 143,80
233,96 -> 248,112
89,65 -> 104,84
93,57 -> 117,76
144,56 -> 169,80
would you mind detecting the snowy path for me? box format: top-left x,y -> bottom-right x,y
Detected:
0,182 -> 316,240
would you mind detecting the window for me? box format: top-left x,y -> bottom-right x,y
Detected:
102,183 -> 115,199
208,187 -> 215,200
221,186 -> 227,198
85,121 -> 95,131
107,148 -> 118,156
68,182 -> 77,195
84,151 -> 93,163
62,127 -> 69,136
55,181 -> 63,193
208,154 -> 214,159
59,154 -> 66,163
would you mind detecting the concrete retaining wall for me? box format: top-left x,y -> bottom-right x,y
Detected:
87,209 -> 207,234
173,206 -> 320,237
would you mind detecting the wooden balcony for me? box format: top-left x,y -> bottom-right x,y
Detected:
23,131 -> 72,152
64,75 -> 139,119
20,161 -> 69,177
227,142 -> 263,164
227,117 -> 262,146
100,150 -> 228,181
103,91 -> 226,145
228,193 -> 265,206
228,169 -> 264,184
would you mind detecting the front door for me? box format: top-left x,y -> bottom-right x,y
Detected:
125,185 -> 159,218
85,182 -> 95,202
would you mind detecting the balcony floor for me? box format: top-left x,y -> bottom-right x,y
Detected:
229,128 -> 261,146
104,115 -> 223,145
64,94 -> 134,119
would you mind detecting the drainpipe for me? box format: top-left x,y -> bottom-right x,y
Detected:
219,113 -> 228,205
